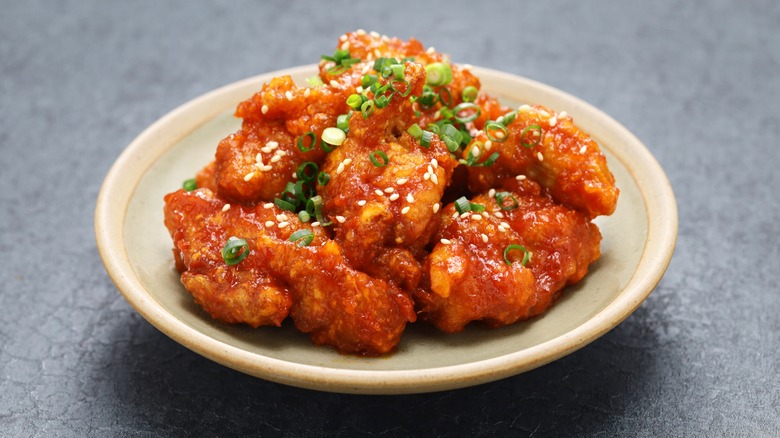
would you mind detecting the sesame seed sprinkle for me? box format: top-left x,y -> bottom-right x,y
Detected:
440,238 -> 451,245
396,178 -> 408,185
375,189 -> 384,196
278,221 -> 289,228
580,145 -> 588,154
549,116 -> 557,127
427,165 -> 434,174
261,105 -> 269,114
329,80 -> 339,87
481,211 -> 489,218
518,104 -> 531,113
433,203 -> 440,213
461,212 -> 471,219
481,233 -> 488,243
261,165 -> 272,171
488,188 -> 496,197
356,29 -> 366,35
263,203 -> 274,209
222,204 -> 231,212
516,175 -> 527,181
304,88 -> 311,98
340,35 -> 348,42
276,214 -> 287,221
484,140 -> 492,151
559,111 -> 568,119
265,220 -> 275,227
500,222 -> 510,229
270,155 -> 281,163
267,141 -> 278,149
471,214 -> 482,221
539,110 -> 550,118
311,221 -> 320,227
389,193 -> 400,201
452,212 -> 459,219
343,158 -> 352,165
335,215 -> 346,223
341,41 -> 350,50
537,152 -> 544,161
336,163 -> 345,174
370,31 -> 380,38
431,173 -> 439,185
384,187 -> 394,193
357,200 -> 367,206
356,86 -> 363,93
285,91 -> 293,101
431,158 -> 438,169
427,47 -> 436,54
401,206 -> 410,214
406,194 -> 414,203
494,211 -> 504,218
244,172 -> 255,181
256,152 -> 264,162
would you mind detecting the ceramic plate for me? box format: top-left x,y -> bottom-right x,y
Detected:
95,65 -> 677,394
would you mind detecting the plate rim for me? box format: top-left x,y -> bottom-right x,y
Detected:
95,64 -> 678,394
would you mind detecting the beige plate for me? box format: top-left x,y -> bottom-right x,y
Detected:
95,65 -> 677,394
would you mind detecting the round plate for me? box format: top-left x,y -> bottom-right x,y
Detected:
95,65 -> 677,394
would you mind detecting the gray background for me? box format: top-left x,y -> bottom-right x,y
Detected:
2,0 -> 778,436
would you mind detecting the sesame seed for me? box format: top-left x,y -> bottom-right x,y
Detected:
401,206 -> 410,214
462,64 -> 473,70
433,203 -> 440,213
304,88 -> 311,98
500,222 -> 510,229
431,158 -> 438,169
374,49 -> 381,57
336,163 -> 345,174
222,204 -> 231,212
389,193 -> 400,201
261,105 -> 269,114
330,80 -> 339,87
537,152 -> 544,161
263,203 -> 274,209
278,221 -> 289,228
559,111 -> 568,119
471,146 -> 480,156
343,158 -> 352,165
406,194 -> 414,203
256,152 -> 264,162
488,188 -> 496,197
381,35 -> 389,42
336,215 -> 346,223
424,172 -> 431,181
580,145 -> 588,154
375,189 -> 384,196
518,104 -> 531,113
481,233 -> 488,243
471,214 -> 482,221
261,165 -> 272,171
431,173 -> 439,185
427,46 -> 436,54
370,31 -> 380,38
276,214 -> 287,222
341,41 -> 350,50
270,155 -> 282,163
498,225 -> 507,233
548,116 -> 557,127
311,221 -> 320,227
396,178 -> 408,185
484,140 -> 492,150
339,35 -> 348,42
357,200 -> 367,206
516,175 -> 527,181
260,147 -> 272,154
539,110 -> 550,118
267,141 -> 278,149
440,238 -> 451,245
244,172 -> 255,181
427,165 -> 434,174
292,172 -> 297,179
384,187 -> 395,193
285,91 -> 293,101
275,150 -> 286,156
356,29 -> 366,35
265,221 -> 275,227
356,86 -> 363,93
452,212 -> 459,219
461,212 -> 471,219
494,211 -> 504,218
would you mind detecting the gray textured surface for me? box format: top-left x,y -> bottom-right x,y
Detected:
1,0 -> 779,436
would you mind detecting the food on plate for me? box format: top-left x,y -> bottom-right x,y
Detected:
163,30 -> 619,355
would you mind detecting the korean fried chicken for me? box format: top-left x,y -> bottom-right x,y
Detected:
163,30 -> 619,356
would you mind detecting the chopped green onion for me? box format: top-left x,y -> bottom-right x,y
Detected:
485,121 -> 509,143
288,229 -> 314,247
462,141 -> 484,166
322,127 -> 346,146
274,197 -> 297,212
495,192 -> 518,210
323,49 -> 360,74
470,202 -> 486,212
401,56 -> 415,63
292,180 -> 310,203
317,171 -> 330,186
407,123 -> 423,139
425,62 -> 453,86
420,130 -> 434,148
500,110 -> 517,126
438,87 -> 453,107
418,85 -> 438,109
369,150 -> 389,167
440,124 -> 463,152
346,94 -> 364,109
337,113 -> 351,132
306,195 -> 331,226
503,244 -> 531,266
481,152 -> 500,167
390,79 -> 411,97
296,162 -> 319,182
362,74 -> 378,88
306,76 -> 324,87
520,124 -> 543,148
462,85 -> 478,103
320,140 -> 336,153
390,64 -> 405,79
182,178 -> 197,192
361,100 -> 375,118
298,210 -> 311,223
374,94 -> 391,109
297,132 -> 316,152
222,237 -> 249,265
452,102 -> 481,124
454,196 -> 471,214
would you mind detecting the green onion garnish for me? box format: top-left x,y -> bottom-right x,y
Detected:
297,132 -> 316,152
296,162 -> 319,182
485,121 -> 509,143
470,202 -> 486,213
322,49 -> 360,74
438,87 -> 453,107
418,85 -> 438,109
454,196 -> 472,214
390,79 -> 411,97
298,210 -> 311,223
274,197 -> 297,212
337,113 -> 351,133
317,171 -> 330,186
407,123 -> 423,139
369,150 -> 389,167
425,62 -> 453,86
289,229 -> 315,247
462,85 -> 478,103
362,74 -> 378,88
346,94 -> 364,109
361,100 -> 375,118
306,76 -> 324,87
452,102 -> 481,124
440,124 -> 463,152
420,130 -> 434,148
520,124 -> 543,148
182,178 -> 197,192
306,195 -> 331,226
374,94 -> 391,109
500,110 -> 517,126
495,192 -> 518,210
503,244 -> 530,266
222,237 -> 249,265
322,127 -> 346,146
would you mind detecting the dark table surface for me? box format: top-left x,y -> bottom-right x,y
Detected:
2,0 -> 778,436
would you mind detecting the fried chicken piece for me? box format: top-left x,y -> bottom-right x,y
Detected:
466,104 -> 619,218
254,238 -> 416,356
163,188 -> 327,327
414,179 -> 602,333
318,62 -> 458,290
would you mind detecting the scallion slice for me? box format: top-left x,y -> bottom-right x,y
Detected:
289,229 -> 314,247
317,171 -> 330,186
495,192 -> 518,210
361,100 -> 375,118
369,150 -> 389,167
297,132 -> 317,152
362,74 -> 378,88
222,237 -> 249,265
407,123 -> 423,139
462,85 -> 478,103
346,94 -> 364,109
306,76 -> 324,87
182,178 -> 197,192
454,196 -> 471,215
274,197 -> 297,212
520,124 -> 543,148
425,62 -> 453,86
500,110 -> 517,126
452,102 -> 481,124
503,244 -> 530,266
420,130 -> 434,148
298,210 -> 311,223
296,162 -> 319,182
322,127 -> 346,146
336,113 -> 351,132
485,121 -> 509,143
